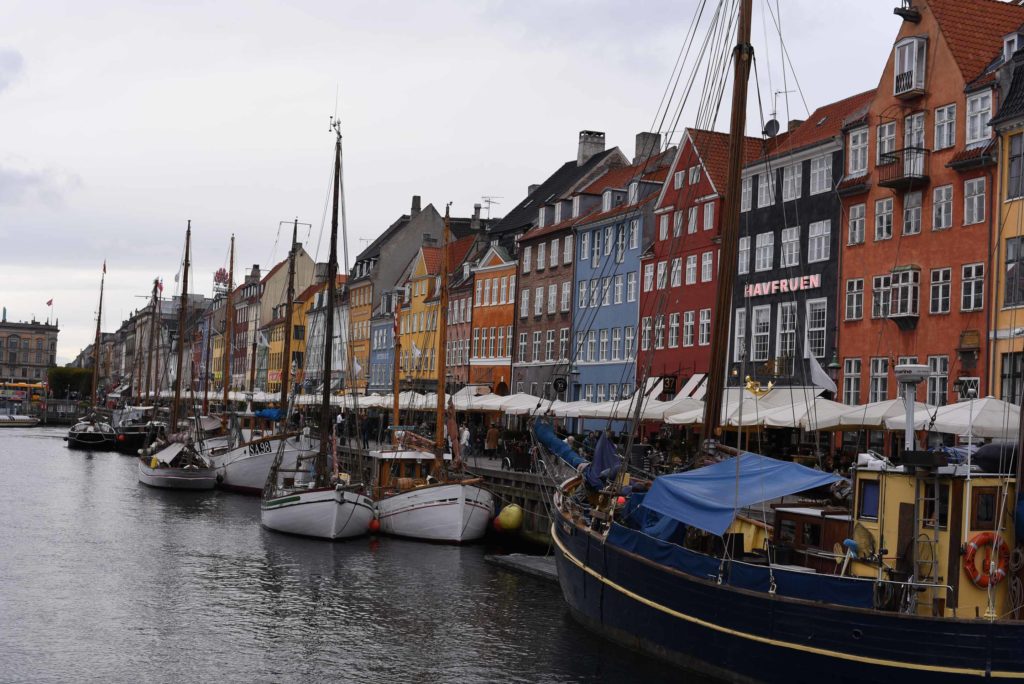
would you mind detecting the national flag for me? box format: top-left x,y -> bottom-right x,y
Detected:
46,299 -> 53,306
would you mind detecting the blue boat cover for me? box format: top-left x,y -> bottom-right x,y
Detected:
642,452 -> 842,537
255,408 -> 284,421
534,420 -> 585,469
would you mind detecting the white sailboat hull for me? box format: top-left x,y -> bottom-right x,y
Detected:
137,459 -> 217,490
261,487 -> 375,540
209,435 -> 312,494
376,483 -> 494,543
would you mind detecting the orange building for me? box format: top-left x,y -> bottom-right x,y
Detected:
468,245 -> 516,395
837,0 -> 1019,453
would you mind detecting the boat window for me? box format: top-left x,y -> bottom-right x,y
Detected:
802,522 -> 822,547
857,480 -> 880,520
923,482 -> 950,529
403,461 -> 416,478
971,486 -> 998,530
779,519 -> 796,543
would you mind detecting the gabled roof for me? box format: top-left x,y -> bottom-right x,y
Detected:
762,91 -> 875,158
488,148 -> 624,236
580,148 -> 676,195
354,213 -> 411,264
687,129 -> 766,193
519,207 -> 600,242
420,234 -> 477,276
928,0 -> 1024,85
993,55 -> 1024,126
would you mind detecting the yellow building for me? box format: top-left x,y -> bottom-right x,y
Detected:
349,280 -> 373,393
263,283 -> 320,395
991,65 -> 1024,403
397,246 -> 442,392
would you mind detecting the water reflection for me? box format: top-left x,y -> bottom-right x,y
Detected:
1,428 -> 688,683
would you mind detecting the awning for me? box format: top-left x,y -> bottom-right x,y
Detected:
641,452 -> 842,537
677,373 -> 707,398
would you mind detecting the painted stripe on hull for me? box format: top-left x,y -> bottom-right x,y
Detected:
552,522 -> 1024,682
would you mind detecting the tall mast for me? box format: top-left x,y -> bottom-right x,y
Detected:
701,0 -> 753,445
435,207 -> 451,453
223,235 -> 234,424
202,324 -> 212,414
144,278 -> 157,402
279,220 -> 299,412
91,261 -> 106,411
318,119 -> 343,487
170,221 -> 191,430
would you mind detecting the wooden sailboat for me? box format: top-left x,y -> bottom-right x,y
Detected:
138,222 -> 218,489
368,207 -> 495,543
538,2 -> 1024,681
112,279 -> 164,455
66,260 -> 116,450
207,232 -> 312,494
259,118 -> 374,539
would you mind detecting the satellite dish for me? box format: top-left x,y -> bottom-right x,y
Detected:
763,119 -> 780,138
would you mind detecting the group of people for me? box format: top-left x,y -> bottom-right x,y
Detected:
456,422 -> 502,458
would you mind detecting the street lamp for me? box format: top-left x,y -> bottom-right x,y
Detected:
826,350 -> 841,383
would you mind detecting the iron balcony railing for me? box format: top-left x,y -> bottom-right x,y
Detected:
878,147 -> 930,189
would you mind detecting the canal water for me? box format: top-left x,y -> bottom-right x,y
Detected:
0,427 -> 691,683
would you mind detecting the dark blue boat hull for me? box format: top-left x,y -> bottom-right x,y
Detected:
553,517 -> 1024,683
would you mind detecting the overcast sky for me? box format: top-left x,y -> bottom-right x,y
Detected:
0,0 -> 897,362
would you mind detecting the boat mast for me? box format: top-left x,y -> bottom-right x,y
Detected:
223,235 -> 234,425
170,221 -> 191,431
317,119 -> 343,488
434,207 -> 451,461
144,278 -> 157,403
279,219 -> 298,412
700,0 -> 753,446
202,323 -> 212,415
91,261 -> 106,411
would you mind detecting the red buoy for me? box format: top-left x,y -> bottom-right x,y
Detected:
492,517 -> 503,532
616,496 -> 626,506
368,519 -> 381,533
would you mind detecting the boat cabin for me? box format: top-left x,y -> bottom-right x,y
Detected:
368,449 -> 452,497
849,454 -> 1017,618
771,506 -> 852,574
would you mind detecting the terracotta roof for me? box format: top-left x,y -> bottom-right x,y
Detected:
764,91 -> 876,157
687,129 -> 766,193
580,148 -> 676,194
929,0 -> 1024,83
948,139 -> 997,166
519,207 -> 599,242
837,174 -> 871,194
421,234 -> 477,276
574,193 -> 657,228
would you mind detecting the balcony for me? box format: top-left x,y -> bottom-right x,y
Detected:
894,70 -> 925,99
877,147 -> 930,190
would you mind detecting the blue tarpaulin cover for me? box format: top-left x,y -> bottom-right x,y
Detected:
255,408 -> 284,421
641,452 -> 842,537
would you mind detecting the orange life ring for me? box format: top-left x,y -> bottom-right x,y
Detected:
963,532 -> 1010,588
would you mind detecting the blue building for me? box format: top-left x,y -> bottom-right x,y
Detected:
570,145 -> 673,430
367,291 -> 396,394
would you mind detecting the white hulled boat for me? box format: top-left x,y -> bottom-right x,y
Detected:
260,121 -> 374,540
0,415 -> 40,427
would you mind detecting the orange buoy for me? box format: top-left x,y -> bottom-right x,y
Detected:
368,518 -> 381,533
964,532 -> 1010,588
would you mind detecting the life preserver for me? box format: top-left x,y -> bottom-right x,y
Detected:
964,532 -> 1010,588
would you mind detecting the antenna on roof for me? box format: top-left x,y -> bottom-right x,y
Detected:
481,196 -> 502,219
771,90 -> 796,123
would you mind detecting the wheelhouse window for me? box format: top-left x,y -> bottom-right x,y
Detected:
893,36 -> 926,96
972,487 -> 998,530
857,480 -> 880,520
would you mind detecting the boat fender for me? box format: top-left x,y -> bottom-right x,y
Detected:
216,473 -> 224,484
964,532 -> 1010,588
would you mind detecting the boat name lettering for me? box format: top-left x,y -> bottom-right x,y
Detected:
248,441 -> 273,455
743,274 -> 820,298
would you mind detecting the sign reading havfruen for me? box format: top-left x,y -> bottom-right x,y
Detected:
743,274 -> 821,298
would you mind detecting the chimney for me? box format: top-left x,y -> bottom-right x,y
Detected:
788,119 -> 805,132
527,183 -> 540,196
633,132 -> 662,164
577,130 -> 606,166
471,203 -> 481,231
411,195 -> 422,216
314,262 -> 330,283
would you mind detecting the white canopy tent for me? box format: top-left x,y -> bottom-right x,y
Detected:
885,395 -> 1020,440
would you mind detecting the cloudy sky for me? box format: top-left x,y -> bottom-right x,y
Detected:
0,0 -> 896,361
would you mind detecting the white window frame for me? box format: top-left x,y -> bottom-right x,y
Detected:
848,127 -> 868,176
782,163 -> 802,201
809,155 -> 832,195
781,226 -> 800,268
935,104 -> 956,150
967,90 -> 993,145
808,220 -> 830,263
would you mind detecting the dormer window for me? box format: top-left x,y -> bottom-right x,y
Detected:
538,207 -> 546,228
967,90 -> 993,145
554,202 -> 562,224
602,190 -> 613,212
1006,34 -> 1019,62
628,182 -> 639,204
894,37 -> 926,97
572,196 -> 580,218
689,165 -> 701,184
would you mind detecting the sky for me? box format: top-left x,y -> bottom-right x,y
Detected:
0,0 -> 897,362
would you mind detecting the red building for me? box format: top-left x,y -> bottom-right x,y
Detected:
837,0 -> 1020,444
639,129 -> 763,399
